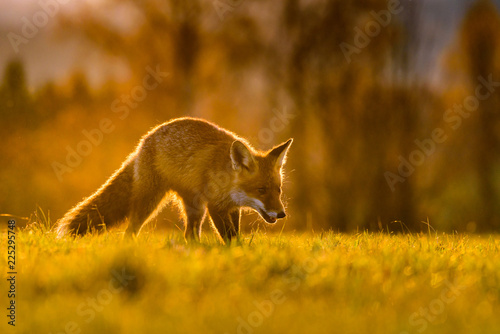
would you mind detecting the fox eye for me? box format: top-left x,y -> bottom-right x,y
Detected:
277,188 -> 281,194
258,187 -> 267,195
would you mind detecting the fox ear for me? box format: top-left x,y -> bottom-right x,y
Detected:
230,140 -> 256,172
269,138 -> 293,170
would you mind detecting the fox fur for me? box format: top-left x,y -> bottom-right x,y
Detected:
56,117 -> 293,242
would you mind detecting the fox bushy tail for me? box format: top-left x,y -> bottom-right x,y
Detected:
56,161 -> 134,236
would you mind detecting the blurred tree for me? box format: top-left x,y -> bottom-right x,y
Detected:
276,0 -> 416,231
459,0 -> 500,230
60,0 -> 202,115
34,81 -> 64,121
69,71 -> 93,106
384,0 -> 424,231
0,59 -> 35,129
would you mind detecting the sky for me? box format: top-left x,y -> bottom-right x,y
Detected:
0,0 -> 131,89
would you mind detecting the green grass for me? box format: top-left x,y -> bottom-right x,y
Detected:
2,219 -> 500,334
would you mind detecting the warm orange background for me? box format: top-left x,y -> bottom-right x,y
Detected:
1,0 -> 500,232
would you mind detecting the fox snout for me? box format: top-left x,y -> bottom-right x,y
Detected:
262,209 -> 286,223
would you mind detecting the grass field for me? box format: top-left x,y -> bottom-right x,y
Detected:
2,219 -> 500,334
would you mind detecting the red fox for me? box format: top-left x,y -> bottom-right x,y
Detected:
56,117 -> 293,242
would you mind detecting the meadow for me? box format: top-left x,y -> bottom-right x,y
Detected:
2,219 -> 500,334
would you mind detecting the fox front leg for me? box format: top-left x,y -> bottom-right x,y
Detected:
230,209 -> 240,235
208,207 -> 237,243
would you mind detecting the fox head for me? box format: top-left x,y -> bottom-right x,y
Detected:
230,138 -> 293,224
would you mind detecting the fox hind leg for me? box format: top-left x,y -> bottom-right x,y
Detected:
125,183 -> 167,237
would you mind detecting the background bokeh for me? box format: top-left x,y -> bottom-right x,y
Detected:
1,0 -> 500,233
